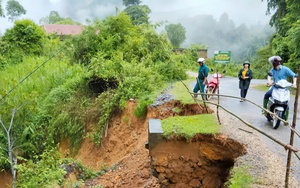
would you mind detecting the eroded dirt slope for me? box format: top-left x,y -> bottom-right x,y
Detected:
70,99 -> 247,188
74,100 -> 219,187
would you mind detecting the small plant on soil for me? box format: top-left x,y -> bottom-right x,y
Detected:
225,165 -> 253,188
172,107 -> 182,113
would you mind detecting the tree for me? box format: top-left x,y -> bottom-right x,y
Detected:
264,0 -> 287,33
0,109 -> 19,188
39,10 -> 63,24
165,23 -> 186,48
1,19 -> 46,65
0,0 -> 4,17
123,0 -> 141,7
260,0 -> 300,70
124,5 -> 151,25
39,11 -> 81,25
5,0 -> 26,22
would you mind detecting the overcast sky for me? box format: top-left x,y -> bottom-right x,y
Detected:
0,0 -> 272,34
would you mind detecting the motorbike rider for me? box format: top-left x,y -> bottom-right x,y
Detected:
193,57 -> 209,98
262,56 -> 297,113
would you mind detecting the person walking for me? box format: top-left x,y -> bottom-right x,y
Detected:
238,61 -> 253,102
262,56 -> 297,111
193,57 -> 209,99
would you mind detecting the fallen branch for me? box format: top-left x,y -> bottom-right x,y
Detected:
238,128 -> 253,134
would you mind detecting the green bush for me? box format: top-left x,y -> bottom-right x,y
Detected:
16,149 -> 66,187
225,166 -> 253,188
0,19 -> 47,65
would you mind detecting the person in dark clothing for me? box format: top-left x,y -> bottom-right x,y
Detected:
193,57 -> 209,99
238,61 -> 253,102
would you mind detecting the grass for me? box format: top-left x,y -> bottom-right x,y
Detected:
253,83 -> 299,96
170,77 -> 197,104
252,84 -> 269,92
161,114 -> 220,138
159,77 -> 220,138
225,165 -> 253,188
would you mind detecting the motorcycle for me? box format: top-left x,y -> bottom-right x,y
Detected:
265,79 -> 292,129
205,72 -> 223,100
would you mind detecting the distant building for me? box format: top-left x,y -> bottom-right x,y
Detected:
42,24 -> 84,40
173,48 -> 208,58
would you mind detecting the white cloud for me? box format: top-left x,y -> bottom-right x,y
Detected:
143,0 -> 270,26
0,0 -> 271,35
49,0 -> 61,3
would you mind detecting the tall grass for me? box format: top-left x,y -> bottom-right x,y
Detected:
0,55 -> 88,160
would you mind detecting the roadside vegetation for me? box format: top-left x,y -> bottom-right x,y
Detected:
225,165 -> 253,188
0,12 -> 198,187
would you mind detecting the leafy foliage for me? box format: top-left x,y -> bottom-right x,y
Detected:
165,23 -> 186,48
0,19 -> 46,65
5,0 -> 26,22
0,0 -> 4,17
16,149 -> 66,187
124,5 -> 151,25
0,9 -> 198,183
258,0 -> 300,73
39,10 -> 81,25
66,12 -> 194,144
0,56 -> 87,167
36,74 -> 90,153
39,10 -> 62,24
123,0 -> 141,7
225,165 -> 253,188
264,0 -> 288,33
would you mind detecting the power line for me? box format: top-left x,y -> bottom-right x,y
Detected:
0,47 -> 65,103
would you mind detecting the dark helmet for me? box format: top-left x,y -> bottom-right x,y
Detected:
243,61 -> 250,67
268,56 -> 282,67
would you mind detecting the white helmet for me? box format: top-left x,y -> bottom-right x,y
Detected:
268,56 -> 282,67
197,57 -> 205,63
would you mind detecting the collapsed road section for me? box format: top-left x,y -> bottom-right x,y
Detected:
147,118 -> 246,188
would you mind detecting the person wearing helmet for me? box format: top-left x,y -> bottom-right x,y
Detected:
262,56 -> 297,111
193,57 -> 209,99
238,61 -> 253,102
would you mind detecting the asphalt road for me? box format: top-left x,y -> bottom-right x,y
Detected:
203,75 -> 300,182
